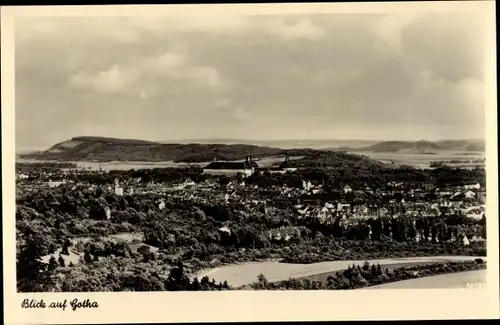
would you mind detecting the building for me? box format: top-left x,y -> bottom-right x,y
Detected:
465,190 -> 476,199
256,166 -> 287,174
203,156 -> 258,176
464,183 -> 481,190
47,180 -> 66,188
279,155 -> 298,172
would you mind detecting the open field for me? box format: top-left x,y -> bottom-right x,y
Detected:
353,151 -> 485,168
363,269 -> 487,289
197,256 -> 486,288
41,232 -> 146,265
17,150 -> 484,170
16,155 -> 301,171
17,158 -> 197,170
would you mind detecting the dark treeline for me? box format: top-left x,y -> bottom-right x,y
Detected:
18,163 -> 486,190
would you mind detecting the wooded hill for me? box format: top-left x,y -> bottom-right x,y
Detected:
20,136 -> 289,163
340,140 -> 485,153
20,136 -> 484,163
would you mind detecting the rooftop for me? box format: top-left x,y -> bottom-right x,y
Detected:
204,161 -> 257,170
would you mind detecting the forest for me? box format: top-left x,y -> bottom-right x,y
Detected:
17,158 -> 486,190
17,180 -> 485,292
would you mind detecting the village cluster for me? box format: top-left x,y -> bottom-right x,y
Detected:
17,156 -> 486,247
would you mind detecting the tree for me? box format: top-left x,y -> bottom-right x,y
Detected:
17,233 -> 54,292
60,238 -> 72,256
48,256 -> 58,272
253,274 -> 269,290
218,176 -> 231,187
137,245 -> 153,262
370,264 -> 378,278
83,250 -> 93,264
58,255 -> 66,267
480,216 -> 487,239
166,261 -> 191,291
191,277 -> 202,291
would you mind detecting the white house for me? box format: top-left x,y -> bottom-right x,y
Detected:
115,186 -> 124,196
465,190 -> 476,199
325,202 -> 335,209
464,183 -> 481,190
105,206 -> 111,220
48,180 -> 66,188
337,202 -> 350,211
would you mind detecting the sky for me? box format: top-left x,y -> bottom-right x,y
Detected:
15,10 -> 488,150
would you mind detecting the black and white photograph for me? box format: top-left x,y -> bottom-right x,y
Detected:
2,1 -> 498,323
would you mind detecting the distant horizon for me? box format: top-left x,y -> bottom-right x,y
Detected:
16,134 -> 486,154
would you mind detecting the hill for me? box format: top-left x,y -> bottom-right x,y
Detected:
435,140 -> 485,152
359,140 -> 443,153
19,136 -> 485,164
356,140 -> 485,153
19,136 -> 296,163
19,136 -> 388,168
276,150 -> 390,172
167,139 -> 379,149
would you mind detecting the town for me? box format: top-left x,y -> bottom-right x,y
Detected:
16,149 -> 487,292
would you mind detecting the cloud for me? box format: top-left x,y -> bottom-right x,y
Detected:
126,15 -> 325,41
211,98 -> 232,108
68,50 -> 227,97
155,52 -> 188,69
148,51 -> 227,91
110,14 -> 251,36
268,19 -> 325,41
232,106 -> 251,120
372,13 -> 421,57
16,15 -> 327,48
16,17 -> 142,43
69,65 -> 137,94
15,12 -> 487,147
411,69 -> 485,125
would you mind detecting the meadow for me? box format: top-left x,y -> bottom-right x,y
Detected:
354,151 -> 485,168
364,269 -> 487,289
